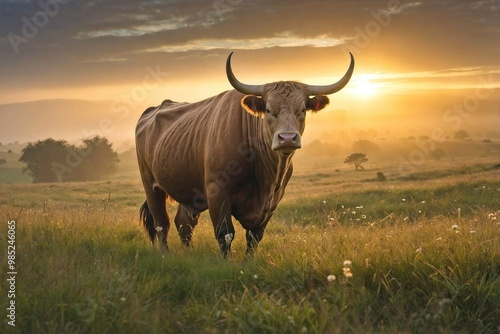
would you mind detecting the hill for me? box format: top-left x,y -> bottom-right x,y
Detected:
1,90 -> 498,149
0,99 -> 141,147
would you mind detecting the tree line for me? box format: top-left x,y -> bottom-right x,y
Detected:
19,136 -> 119,183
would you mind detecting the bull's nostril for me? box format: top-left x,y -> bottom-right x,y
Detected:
279,133 -> 297,142
274,132 -> 301,150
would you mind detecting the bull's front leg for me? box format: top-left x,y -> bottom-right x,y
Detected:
245,227 -> 265,259
206,183 -> 235,258
245,214 -> 273,258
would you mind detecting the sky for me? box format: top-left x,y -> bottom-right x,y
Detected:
0,0 -> 499,144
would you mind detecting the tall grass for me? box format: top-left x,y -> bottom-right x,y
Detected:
276,181 -> 500,227
1,177 -> 499,333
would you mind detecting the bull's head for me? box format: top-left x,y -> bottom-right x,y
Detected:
226,52 -> 354,156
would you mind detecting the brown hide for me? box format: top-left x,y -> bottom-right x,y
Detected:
136,90 -> 290,228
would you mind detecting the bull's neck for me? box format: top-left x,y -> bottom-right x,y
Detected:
245,114 -> 292,193
273,153 -> 293,192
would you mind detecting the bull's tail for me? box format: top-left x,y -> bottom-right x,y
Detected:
140,201 -> 156,244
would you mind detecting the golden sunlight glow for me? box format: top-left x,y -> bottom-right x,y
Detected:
350,74 -> 382,98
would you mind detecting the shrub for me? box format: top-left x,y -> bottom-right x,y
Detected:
376,171 -> 387,181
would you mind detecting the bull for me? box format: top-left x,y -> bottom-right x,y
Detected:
136,52 -> 354,257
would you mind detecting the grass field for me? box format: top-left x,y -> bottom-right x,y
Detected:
1,153 -> 499,333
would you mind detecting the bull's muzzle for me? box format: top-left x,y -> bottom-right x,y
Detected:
272,131 -> 302,153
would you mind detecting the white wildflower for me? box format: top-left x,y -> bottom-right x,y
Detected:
327,274 -> 336,282
343,267 -> 353,278
343,260 -> 352,267
225,233 -> 234,244
451,224 -> 459,231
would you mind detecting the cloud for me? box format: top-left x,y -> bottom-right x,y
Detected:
77,17 -> 194,38
0,0 -> 499,103
140,33 -> 347,53
357,65 -> 500,89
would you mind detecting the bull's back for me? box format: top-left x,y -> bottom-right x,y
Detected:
136,91 -> 246,209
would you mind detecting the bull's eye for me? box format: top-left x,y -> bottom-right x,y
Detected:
296,108 -> 306,117
266,109 -> 277,118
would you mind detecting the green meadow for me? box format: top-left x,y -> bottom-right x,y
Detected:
0,145 -> 499,333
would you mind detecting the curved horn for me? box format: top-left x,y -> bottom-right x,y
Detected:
306,52 -> 355,96
226,52 -> 264,96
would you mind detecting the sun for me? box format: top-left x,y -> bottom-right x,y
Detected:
351,74 -> 381,98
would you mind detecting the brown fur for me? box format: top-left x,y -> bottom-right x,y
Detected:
136,83 -> 330,257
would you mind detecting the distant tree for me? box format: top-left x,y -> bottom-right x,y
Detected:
0,158 -> 6,165
454,130 -> 470,141
7,149 -> 13,154
344,153 -> 368,171
19,138 -> 70,182
429,148 -> 446,161
376,171 -> 387,181
71,136 -> 119,181
483,139 -> 492,143
19,136 -> 119,183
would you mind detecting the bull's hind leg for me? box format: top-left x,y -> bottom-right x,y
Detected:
141,187 -> 171,250
174,205 -> 199,247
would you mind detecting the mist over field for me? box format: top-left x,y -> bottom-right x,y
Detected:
0,89 -> 498,152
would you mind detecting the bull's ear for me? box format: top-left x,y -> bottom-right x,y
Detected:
306,96 -> 329,112
241,95 -> 266,117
